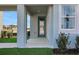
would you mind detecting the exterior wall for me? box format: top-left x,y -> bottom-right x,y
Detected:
57,5 -> 79,48
47,5 -> 79,48
0,11 -> 3,38
30,14 -> 47,38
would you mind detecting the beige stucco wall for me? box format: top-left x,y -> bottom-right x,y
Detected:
0,11 -> 3,38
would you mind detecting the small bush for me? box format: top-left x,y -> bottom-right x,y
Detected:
56,33 -> 71,49
75,36 -> 79,49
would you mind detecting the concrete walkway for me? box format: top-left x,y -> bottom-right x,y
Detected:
0,38 -> 49,48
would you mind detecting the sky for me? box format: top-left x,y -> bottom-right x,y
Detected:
3,11 -> 30,28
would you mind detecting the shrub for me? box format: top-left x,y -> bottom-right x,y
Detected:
56,33 -> 71,49
75,36 -> 79,49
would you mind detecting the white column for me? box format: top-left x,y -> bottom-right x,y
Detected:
47,5 -> 59,48
47,5 -> 53,48
52,5 -> 59,48
17,4 -> 27,48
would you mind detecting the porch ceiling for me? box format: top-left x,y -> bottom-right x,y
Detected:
26,5 -> 49,15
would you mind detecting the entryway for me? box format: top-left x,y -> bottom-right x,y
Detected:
38,16 -> 46,37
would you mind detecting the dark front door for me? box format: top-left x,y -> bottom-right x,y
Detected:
38,16 -> 46,37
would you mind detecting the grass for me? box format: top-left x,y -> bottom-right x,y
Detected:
0,38 -> 52,55
0,48 -> 52,55
0,38 -> 16,43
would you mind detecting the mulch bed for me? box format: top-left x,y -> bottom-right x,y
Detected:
53,48 -> 79,55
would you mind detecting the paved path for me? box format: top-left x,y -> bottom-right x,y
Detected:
0,38 -> 49,48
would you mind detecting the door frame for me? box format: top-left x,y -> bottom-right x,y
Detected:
38,16 -> 46,37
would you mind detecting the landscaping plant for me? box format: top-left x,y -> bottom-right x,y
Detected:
74,36 -> 79,54
75,36 -> 79,49
56,32 -> 71,54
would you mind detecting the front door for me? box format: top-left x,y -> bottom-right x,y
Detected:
38,16 -> 46,37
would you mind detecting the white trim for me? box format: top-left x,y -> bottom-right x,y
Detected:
59,5 -> 62,31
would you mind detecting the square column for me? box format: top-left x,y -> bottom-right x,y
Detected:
17,5 -> 27,48
52,5 -> 59,48
47,5 -> 53,48
47,5 -> 59,48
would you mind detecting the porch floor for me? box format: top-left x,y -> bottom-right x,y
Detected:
0,38 -> 49,48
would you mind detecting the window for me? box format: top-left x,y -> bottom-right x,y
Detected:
61,5 -> 76,29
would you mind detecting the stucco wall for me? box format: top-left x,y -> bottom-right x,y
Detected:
48,5 -> 79,48
57,5 -> 79,48
0,11 -> 3,38
47,5 -> 77,48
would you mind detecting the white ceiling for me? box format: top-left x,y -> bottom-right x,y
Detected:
26,5 -> 49,15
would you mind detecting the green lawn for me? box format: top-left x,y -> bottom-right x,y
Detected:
0,38 -> 16,43
0,48 -> 52,55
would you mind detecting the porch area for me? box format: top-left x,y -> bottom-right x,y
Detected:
0,38 -> 49,48
0,4 -> 57,48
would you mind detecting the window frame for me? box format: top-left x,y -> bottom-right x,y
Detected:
59,4 -> 77,30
